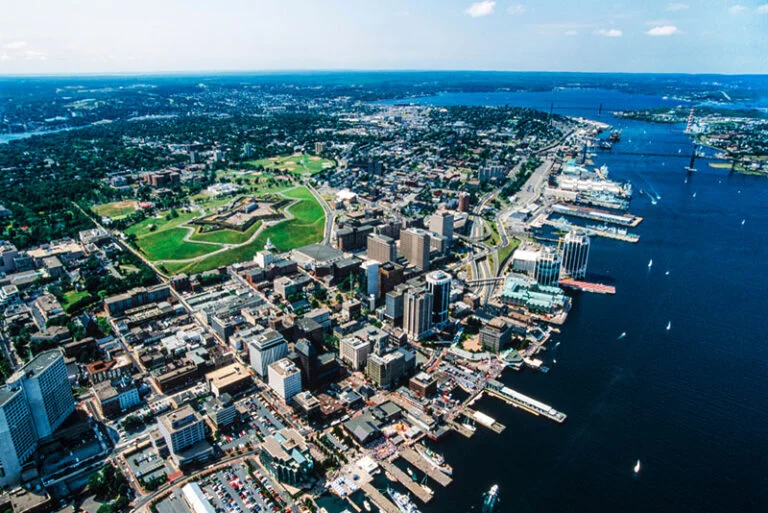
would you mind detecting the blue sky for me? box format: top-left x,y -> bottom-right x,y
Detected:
0,1 -> 767,74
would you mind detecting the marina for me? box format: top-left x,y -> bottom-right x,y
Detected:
359,483 -> 402,513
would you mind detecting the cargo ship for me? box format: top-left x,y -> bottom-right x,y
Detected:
415,443 -> 453,476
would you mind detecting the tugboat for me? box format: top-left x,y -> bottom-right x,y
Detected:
482,484 -> 500,513
387,487 -> 421,513
415,443 -> 454,476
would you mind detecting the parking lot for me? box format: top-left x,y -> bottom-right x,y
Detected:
220,393 -> 289,454
156,460 -> 291,513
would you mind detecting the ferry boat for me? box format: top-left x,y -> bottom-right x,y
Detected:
415,443 -> 454,476
387,487 -> 421,513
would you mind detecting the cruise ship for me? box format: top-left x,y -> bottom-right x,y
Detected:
415,443 -> 454,476
387,487 -> 421,513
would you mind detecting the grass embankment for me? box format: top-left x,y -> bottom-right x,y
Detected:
125,211 -> 217,261
164,186 -> 324,275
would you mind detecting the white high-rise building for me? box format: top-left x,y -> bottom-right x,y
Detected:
360,260 -> 379,298
340,337 -> 371,370
429,211 -> 454,243
561,231 -> 590,279
247,330 -> 288,377
0,388 -> 38,487
426,270 -> 452,325
268,359 -> 302,401
6,350 -> 74,439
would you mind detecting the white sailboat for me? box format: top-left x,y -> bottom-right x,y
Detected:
617,332 -> 627,340
666,321 -> 672,331
648,259 -> 653,269
634,459 -> 641,474
741,219 -> 746,226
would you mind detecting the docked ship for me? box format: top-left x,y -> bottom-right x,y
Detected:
415,443 -> 454,476
387,487 -> 421,513
482,484 -> 500,513
608,129 -> 622,142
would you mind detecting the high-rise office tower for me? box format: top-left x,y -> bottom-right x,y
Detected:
367,233 -> 397,264
534,245 -> 562,286
247,330 -> 288,377
400,228 -> 431,272
429,211 -> 454,243
403,289 -> 433,341
0,388 -> 38,487
561,231 -> 590,279
6,350 -> 74,439
426,270 -> 452,325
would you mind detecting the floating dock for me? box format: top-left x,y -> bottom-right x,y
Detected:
379,459 -> 434,503
399,447 -> 452,487
559,279 -> 616,294
359,483 -> 401,513
486,387 -> 567,423
552,203 -> 643,227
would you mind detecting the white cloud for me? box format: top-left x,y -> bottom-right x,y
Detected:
564,30 -> 579,36
728,5 -> 747,14
594,28 -> 623,37
647,25 -> 680,36
665,3 -> 689,11
757,4 -> 768,14
507,4 -> 526,15
465,1 -> 496,17
0,53 -> 10,61
3,40 -> 28,50
24,50 -> 46,61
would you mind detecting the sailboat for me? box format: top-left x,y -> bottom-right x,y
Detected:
741,219 -> 746,226
692,192 -> 697,198
648,259 -> 653,269
666,321 -> 672,331
617,332 -> 627,340
665,271 -> 670,276
634,460 -> 641,474
363,501 -> 372,512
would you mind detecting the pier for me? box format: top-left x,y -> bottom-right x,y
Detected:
399,447 -> 453,487
359,483 -> 401,513
379,459 -> 434,503
486,387 -> 567,423
552,203 -> 643,227
559,279 -> 616,294
541,218 -> 639,243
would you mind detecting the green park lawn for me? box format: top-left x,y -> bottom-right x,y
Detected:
61,289 -> 91,310
247,153 -> 334,176
92,200 -> 137,219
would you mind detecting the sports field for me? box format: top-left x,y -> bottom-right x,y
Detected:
248,153 -> 334,176
92,200 -> 137,219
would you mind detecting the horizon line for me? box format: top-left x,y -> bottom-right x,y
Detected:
2,68 -> 767,79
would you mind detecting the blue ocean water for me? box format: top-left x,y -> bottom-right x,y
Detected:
384,90 -> 768,513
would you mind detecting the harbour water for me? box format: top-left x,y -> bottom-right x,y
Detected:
385,89 -> 768,512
